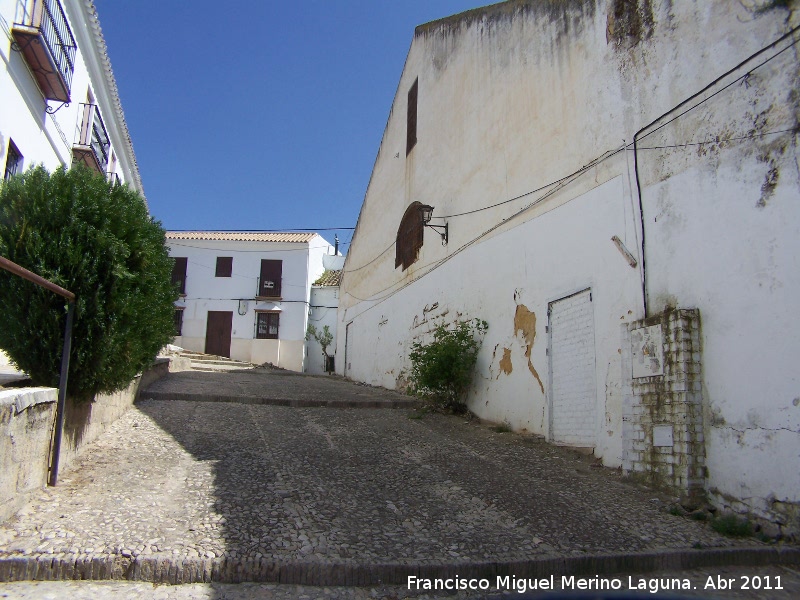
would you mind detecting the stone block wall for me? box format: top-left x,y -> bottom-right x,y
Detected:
0,359 -> 172,523
0,388 -> 57,522
622,309 -> 706,502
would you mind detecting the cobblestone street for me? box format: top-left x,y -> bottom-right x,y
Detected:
0,370 -> 797,596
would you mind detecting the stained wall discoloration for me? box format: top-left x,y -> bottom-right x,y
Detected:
606,0 -> 654,48
514,304 -> 545,394
498,347 -> 513,376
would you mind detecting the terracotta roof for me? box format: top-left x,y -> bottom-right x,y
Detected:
313,270 -> 342,286
166,232 -> 318,243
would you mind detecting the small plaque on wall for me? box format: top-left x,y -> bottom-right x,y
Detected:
653,425 -> 674,447
631,324 -> 664,378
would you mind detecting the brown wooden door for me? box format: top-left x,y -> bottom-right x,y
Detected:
205,311 -> 232,357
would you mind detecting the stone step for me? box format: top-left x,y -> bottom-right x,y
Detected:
189,358 -> 250,367
191,363 -> 254,372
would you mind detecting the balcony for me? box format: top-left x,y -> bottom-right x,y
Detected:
72,103 -> 110,174
11,0 -> 76,103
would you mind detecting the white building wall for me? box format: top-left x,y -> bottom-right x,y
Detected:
338,0 -> 800,527
306,285 -> 339,375
1,0 -> 142,191
169,236 -> 332,372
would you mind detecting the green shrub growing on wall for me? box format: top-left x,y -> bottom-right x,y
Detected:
408,319 -> 488,413
0,166 -> 177,401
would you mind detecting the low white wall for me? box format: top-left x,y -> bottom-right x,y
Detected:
0,359 -> 171,524
0,388 -> 57,523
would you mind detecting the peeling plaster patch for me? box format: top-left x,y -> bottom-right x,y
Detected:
514,304 -> 545,394
498,348 -> 513,377
514,304 -> 537,345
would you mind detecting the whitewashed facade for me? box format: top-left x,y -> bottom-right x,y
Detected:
1,0 -> 142,369
306,266 -> 342,376
167,232 -> 333,372
1,0 -> 142,192
338,0 -> 799,533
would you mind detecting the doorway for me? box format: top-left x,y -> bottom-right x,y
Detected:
205,311 -> 232,358
548,289 -> 596,449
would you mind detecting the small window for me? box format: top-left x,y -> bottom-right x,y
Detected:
395,201 -> 424,270
174,308 -> 184,336
256,312 -> 279,340
215,257 -> 233,277
4,140 -> 23,180
171,257 -> 187,295
406,78 -> 418,156
259,259 -> 282,297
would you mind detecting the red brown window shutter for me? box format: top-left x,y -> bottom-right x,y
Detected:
215,257 -> 233,277
395,201 -> 424,270
406,78 -> 418,156
259,259 -> 282,297
256,312 -> 279,339
171,257 -> 187,294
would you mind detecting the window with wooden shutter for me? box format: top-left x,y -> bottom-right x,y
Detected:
259,259 -> 282,297
171,257 -> 187,295
395,201 -> 424,270
215,256 -> 233,277
406,78 -> 418,156
256,311 -> 279,339
174,308 -> 184,336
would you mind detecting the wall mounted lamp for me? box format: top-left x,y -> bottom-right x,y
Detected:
418,204 -> 448,245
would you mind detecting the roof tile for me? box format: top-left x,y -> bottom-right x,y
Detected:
166,231 -> 318,243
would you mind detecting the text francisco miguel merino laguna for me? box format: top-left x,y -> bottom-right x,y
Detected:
408,573 -> 784,594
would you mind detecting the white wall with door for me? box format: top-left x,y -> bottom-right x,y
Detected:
168,233 -> 331,372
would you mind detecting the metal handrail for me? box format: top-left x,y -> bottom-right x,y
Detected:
0,255 -> 75,486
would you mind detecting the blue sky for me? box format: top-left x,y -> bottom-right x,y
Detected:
95,1 -> 491,251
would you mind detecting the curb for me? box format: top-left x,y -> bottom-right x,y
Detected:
141,390 -> 421,409
0,547 -> 797,585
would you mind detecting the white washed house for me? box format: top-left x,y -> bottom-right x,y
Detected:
338,0 -> 799,533
167,232 -> 333,372
1,0 -> 142,369
1,0 -> 142,191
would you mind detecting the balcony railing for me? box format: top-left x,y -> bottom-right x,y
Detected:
11,0 -> 77,103
72,103 -> 111,174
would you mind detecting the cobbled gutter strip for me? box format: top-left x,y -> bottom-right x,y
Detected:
0,547 -> 798,585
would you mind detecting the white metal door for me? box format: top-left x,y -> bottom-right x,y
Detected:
548,289 -> 596,448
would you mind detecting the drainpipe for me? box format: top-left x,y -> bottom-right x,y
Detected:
632,25 -> 800,318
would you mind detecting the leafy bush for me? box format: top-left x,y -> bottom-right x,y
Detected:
710,514 -> 754,538
408,319 -> 488,413
306,324 -> 334,370
0,166 -> 177,401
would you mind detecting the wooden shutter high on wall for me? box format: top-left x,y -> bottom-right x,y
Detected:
259,259 -> 282,297
171,257 -> 187,295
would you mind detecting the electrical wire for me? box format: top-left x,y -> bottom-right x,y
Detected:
344,144 -> 624,308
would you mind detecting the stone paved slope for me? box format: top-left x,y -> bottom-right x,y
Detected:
144,369 -> 419,408
2,375 -> 794,585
